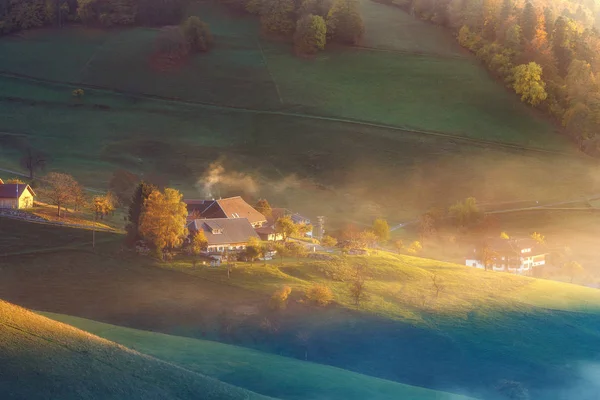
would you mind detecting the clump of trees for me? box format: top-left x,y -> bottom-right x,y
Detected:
325,0 -> 364,45
41,172 -> 85,216
294,14 -> 326,54
305,284 -> 333,306
0,0 -> 187,36
381,0 -> 600,154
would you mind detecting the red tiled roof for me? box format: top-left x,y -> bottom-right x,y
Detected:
0,184 -> 35,199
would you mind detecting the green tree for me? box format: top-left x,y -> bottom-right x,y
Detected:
181,16 -> 213,52
520,1 -> 536,42
275,216 -> 297,242
326,0 -> 364,45
190,230 -> 208,266
371,218 -> 390,242
138,188 -> 189,260
512,62 -> 548,105
294,14 -> 326,55
260,0 -> 295,36
505,23 -> 522,52
254,198 -> 273,218
566,59 -> 597,104
245,237 -> 263,265
449,197 -> 481,227
126,182 -> 158,244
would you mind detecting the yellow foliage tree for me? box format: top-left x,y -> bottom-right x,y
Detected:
269,286 -> 292,310
139,188 -> 189,259
512,62 -> 548,106
305,284 -> 333,306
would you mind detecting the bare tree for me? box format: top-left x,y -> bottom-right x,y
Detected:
478,242 -> 498,271
20,147 -> 48,180
431,274 -> 445,298
349,263 -> 370,306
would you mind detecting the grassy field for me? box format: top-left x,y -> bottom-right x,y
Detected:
0,299 -> 271,400
0,0 -> 567,145
45,313 -> 473,400
1,0 -> 598,226
2,219 -> 600,398
0,216 -> 118,255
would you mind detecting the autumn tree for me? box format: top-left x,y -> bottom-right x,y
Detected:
478,242 -> 498,271
41,172 -> 84,217
419,213 -> 437,243
181,16 -> 213,52
254,198 -> 272,218
326,0 -> 364,45
245,237 -> 264,265
5,178 -> 25,184
260,0 -> 295,36
275,216 -> 297,242
269,286 -> 292,310
530,231 -> 545,244
93,192 -> 116,220
138,188 -> 188,259
512,62 -> 548,105
297,223 -> 313,237
126,182 -> 157,244
348,263 -> 369,306
321,235 -> 337,247
406,240 -> 422,254
371,218 -> 390,243
294,14 -> 327,55
305,284 -> 333,306
190,229 -> 208,266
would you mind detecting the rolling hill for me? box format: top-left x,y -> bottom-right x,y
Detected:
44,313 -> 474,400
0,299 -> 271,400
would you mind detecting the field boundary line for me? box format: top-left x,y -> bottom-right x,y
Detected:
257,39 -> 284,105
0,70 -> 582,157
78,35 -> 114,80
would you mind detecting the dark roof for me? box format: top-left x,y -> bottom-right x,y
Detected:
255,226 -> 277,235
0,184 -> 35,199
467,237 -> 545,259
187,218 -> 259,246
185,200 -> 214,215
269,208 -> 310,225
190,197 -> 266,225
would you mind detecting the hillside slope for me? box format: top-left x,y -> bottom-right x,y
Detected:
0,300 -> 272,400
45,313 -> 474,400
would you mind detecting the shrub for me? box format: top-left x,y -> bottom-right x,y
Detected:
305,284 -> 333,306
269,286 -> 292,310
72,88 -> 85,98
294,14 -> 326,55
181,16 -> 213,53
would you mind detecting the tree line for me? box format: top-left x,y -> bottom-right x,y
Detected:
380,0 -> 600,155
222,0 -> 364,55
0,0 -> 187,35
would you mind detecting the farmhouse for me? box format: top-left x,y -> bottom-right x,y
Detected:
465,238 -> 547,275
185,196 -> 267,228
255,226 -> 283,241
187,218 -> 260,253
0,183 -> 36,209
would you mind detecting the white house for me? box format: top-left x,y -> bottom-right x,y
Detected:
465,238 -> 547,275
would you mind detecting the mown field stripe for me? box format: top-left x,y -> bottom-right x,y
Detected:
0,70 -> 579,157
